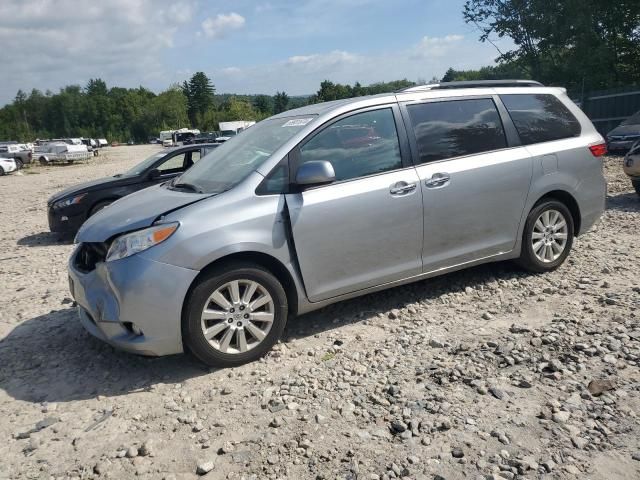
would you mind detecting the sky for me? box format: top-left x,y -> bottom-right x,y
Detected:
0,0 -> 513,105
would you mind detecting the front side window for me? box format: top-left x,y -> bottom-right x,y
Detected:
407,98 -> 507,164
500,94 -> 581,145
157,152 -> 187,173
299,108 -> 402,182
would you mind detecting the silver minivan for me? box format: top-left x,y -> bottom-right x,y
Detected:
69,80 -> 607,367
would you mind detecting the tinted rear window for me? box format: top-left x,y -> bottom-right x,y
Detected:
407,98 -> 507,164
501,94 -> 581,145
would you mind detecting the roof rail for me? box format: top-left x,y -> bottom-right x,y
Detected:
398,79 -> 544,93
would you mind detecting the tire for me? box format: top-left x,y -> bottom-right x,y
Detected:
89,200 -> 113,216
516,199 -> 574,273
0,166 -> 4,176
183,262 -> 288,368
633,181 -> 640,196
15,159 -> 23,170
39,156 -> 48,165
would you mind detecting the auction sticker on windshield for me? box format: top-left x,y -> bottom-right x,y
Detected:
282,118 -> 314,127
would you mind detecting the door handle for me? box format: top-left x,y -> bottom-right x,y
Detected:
389,182 -> 417,195
425,173 -> 451,188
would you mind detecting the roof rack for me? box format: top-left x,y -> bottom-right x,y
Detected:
398,80 -> 544,93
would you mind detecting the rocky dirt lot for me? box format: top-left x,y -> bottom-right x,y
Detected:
0,146 -> 639,480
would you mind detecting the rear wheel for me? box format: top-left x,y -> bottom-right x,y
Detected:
39,156 -> 48,165
183,263 -> 288,367
633,180 -> 640,196
15,159 -> 23,170
517,199 -> 574,273
0,166 -> 5,176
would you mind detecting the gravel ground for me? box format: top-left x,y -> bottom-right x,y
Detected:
0,146 -> 639,480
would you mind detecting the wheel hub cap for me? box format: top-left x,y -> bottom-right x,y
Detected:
531,209 -> 568,263
200,279 -> 275,355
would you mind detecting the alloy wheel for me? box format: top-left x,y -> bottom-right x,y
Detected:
200,279 -> 275,354
531,209 -> 568,263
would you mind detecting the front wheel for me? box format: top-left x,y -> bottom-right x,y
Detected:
0,166 -> 5,176
633,180 -> 640,196
517,200 -> 574,273
183,263 -> 288,367
89,200 -> 113,216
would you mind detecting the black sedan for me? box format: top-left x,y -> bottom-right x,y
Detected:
607,110 -> 640,153
47,143 -> 218,235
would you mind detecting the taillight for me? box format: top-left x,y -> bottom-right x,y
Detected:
589,143 -> 607,157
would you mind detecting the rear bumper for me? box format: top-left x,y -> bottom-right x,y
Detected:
576,169 -> 606,235
68,247 -> 199,356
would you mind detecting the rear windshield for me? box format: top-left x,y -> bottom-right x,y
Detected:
500,94 -> 581,145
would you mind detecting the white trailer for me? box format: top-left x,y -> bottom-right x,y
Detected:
36,143 -> 92,165
217,121 -> 255,142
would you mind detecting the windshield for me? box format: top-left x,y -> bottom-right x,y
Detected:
621,111 -> 640,126
175,116 -> 315,194
122,151 -> 166,176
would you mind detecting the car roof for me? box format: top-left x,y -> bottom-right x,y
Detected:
271,81 -> 564,119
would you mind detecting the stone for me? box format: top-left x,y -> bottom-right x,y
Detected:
139,440 -> 154,457
452,447 -> 465,458
552,411 -> 570,423
587,378 -> 615,396
196,460 -> 214,475
571,436 -> 588,449
269,417 -> 283,428
489,387 -> 505,400
125,446 -> 139,458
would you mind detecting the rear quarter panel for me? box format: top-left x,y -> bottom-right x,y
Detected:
520,93 -> 606,238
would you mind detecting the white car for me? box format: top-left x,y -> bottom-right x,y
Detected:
0,157 -> 17,175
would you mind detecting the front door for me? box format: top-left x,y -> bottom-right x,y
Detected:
286,107 -> 424,302
401,97 -> 533,272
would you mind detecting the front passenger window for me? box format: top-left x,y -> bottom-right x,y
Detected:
300,108 -> 402,182
157,153 -> 187,173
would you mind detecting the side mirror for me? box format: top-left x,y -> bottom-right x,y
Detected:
295,161 -> 336,187
148,168 -> 161,180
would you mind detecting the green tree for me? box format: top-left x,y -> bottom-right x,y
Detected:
253,95 -> 273,115
273,91 -> 290,113
463,0 -> 640,91
183,72 -> 215,126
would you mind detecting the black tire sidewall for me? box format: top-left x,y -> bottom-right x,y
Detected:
89,201 -> 112,217
0,166 -> 4,176
633,181 -> 640,196
183,264 -> 288,368
520,200 -> 574,272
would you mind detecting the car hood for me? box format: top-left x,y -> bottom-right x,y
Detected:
607,125 -> 640,137
75,184 -> 211,243
47,175 -> 138,205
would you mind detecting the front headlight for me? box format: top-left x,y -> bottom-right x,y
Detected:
54,193 -> 87,209
106,222 -> 179,262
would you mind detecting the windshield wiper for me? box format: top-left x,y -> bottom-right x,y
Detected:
172,182 -> 203,193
